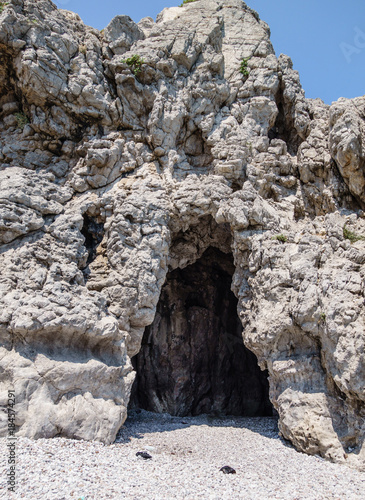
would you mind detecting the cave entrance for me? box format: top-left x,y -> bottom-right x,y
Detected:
130,246 -> 273,417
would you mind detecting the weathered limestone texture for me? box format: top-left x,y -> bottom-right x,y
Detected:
0,0 -> 364,469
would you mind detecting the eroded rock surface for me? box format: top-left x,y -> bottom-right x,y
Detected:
0,0 -> 364,469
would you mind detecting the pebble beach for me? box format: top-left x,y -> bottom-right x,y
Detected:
1,410 -> 365,499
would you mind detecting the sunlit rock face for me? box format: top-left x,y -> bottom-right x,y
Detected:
131,247 -> 272,417
0,0 -> 364,470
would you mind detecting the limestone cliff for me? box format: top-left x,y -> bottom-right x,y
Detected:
0,0 -> 364,470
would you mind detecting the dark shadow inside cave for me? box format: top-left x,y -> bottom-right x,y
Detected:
81,214 -> 104,268
130,247 -> 273,417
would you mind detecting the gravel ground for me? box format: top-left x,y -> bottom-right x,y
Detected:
1,410 -> 365,499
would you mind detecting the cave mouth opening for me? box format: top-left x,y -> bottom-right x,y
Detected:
130,246 -> 273,417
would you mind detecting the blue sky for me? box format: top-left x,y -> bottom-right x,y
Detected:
54,0 -> 364,104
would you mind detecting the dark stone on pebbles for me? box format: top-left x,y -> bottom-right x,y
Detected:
136,452 -> 152,460
220,466 -> 236,474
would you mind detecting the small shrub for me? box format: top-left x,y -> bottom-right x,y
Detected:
0,2 -> 9,14
343,225 -> 365,243
25,17 -> 38,25
14,112 -> 29,130
180,0 -> 197,6
272,234 -> 287,243
79,44 -> 87,55
240,57 -> 250,77
320,312 -> 326,322
122,54 -> 144,76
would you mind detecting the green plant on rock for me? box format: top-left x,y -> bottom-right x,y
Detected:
343,225 -> 365,243
179,0 -> 197,6
27,18 -> 39,25
0,2 -> 9,14
272,234 -> 287,243
79,44 -> 87,55
122,54 -> 145,76
240,57 -> 250,77
14,112 -> 29,130
320,312 -> 326,322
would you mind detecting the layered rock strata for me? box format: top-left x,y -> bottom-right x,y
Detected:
0,0 -> 364,469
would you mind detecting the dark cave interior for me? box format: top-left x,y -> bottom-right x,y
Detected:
81,214 -> 104,268
130,247 -> 273,417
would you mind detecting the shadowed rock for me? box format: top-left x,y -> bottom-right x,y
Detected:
131,247 -> 272,417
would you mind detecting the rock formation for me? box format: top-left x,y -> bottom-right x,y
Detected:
0,0 -> 364,470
